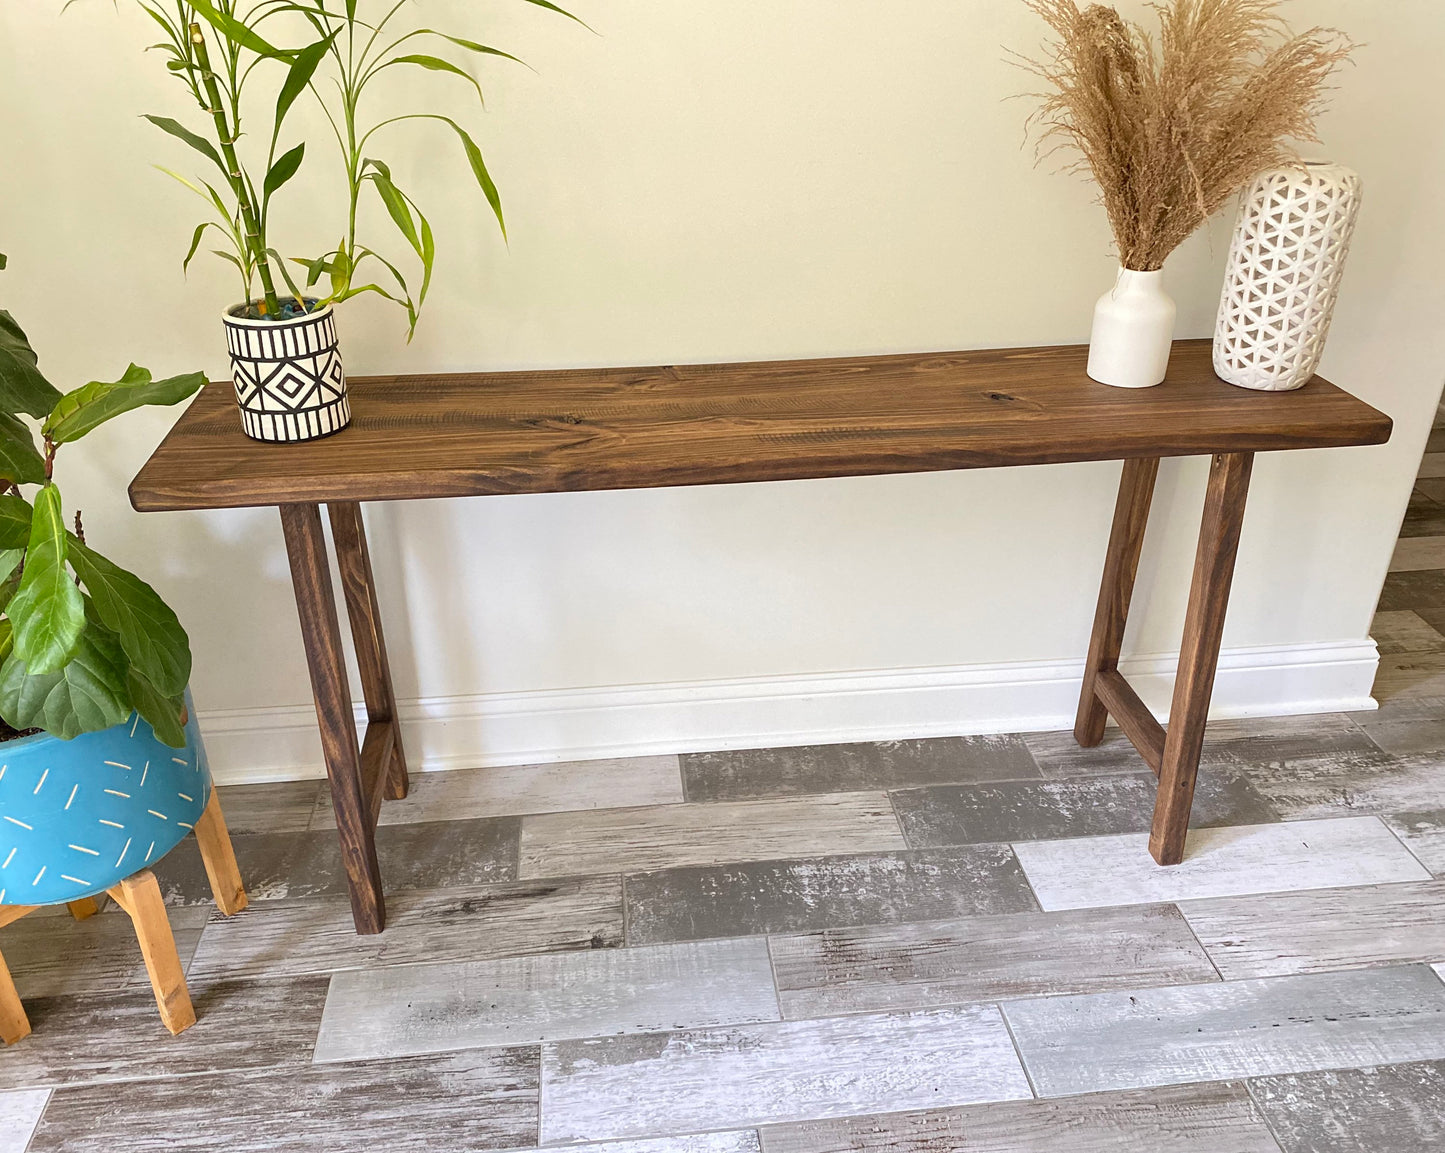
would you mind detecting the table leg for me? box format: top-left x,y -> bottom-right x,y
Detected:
1149,452 -> 1255,865
328,502 -> 410,801
279,503 -> 386,934
1075,457 -> 1160,748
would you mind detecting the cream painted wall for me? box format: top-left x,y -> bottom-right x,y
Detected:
0,1 -> 1440,778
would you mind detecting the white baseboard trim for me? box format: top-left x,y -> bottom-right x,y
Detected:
200,639 -> 1380,785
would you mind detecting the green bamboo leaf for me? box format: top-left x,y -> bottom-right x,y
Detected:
0,412 -> 44,486
0,495 -> 32,549
43,365 -> 206,445
0,311 -> 63,418
69,536 -> 191,698
439,118 -> 505,238
417,206 -> 435,311
144,114 -> 228,178
518,0 -> 594,31
275,31 -> 337,135
185,0 -> 287,58
386,55 -> 484,104
264,141 -> 306,201
6,483 -> 83,675
0,616 -> 130,740
416,32 -> 530,69
364,162 -> 422,255
125,666 -> 187,748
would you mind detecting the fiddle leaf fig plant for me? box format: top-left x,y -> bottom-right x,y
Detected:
0,260 -> 204,745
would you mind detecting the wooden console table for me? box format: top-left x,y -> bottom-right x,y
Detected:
130,339 -> 1391,934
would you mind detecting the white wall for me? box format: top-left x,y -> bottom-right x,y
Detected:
1,1 -> 1440,781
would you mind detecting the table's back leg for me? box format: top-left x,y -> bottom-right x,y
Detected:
1150,452 -> 1255,865
1075,456 -> 1161,747
328,502 -> 410,801
280,503 -> 386,934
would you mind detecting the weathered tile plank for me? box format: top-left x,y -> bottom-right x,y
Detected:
25,1048 -> 538,1153
1354,695 -> 1445,756
311,755 -> 685,828
1242,748 -> 1445,821
520,794 -> 904,878
1374,652 -> 1445,700
510,1136 -> 761,1153
539,1006 -> 1031,1142
1180,879 -> 1445,980
1249,1060 -> 1445,1153
0,1089 -> 49,1153
186,876 -> 623,980
152,815 -> 519,905
1378,569 -> 1445,613
1390,538 -> 1445,573
891,771 -> 1276,848
0,977 -> 328,1090
1025,712 -> 1377,779
1372,609 -> 1445,653
2,906 -> 208,999
625,846 -> 1037,945
313,937 -> 779,1063
1014,818 -> 1430,911
1399,487 -> 1445,538
1003,965 -> 1445,1097
214,780 -> 324,835
759,1081 -> 1281,1153
682,738 -> 1038,803
1386,810 -> 1445,874
769,904 -> 1217,1018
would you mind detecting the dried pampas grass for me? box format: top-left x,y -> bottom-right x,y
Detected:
1020,0 -> 1353,270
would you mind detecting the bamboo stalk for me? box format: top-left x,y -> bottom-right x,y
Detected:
189,22 -> 282,317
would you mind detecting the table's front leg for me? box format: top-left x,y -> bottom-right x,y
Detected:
279,502 -> 386,934
1149,452 -> 1255,865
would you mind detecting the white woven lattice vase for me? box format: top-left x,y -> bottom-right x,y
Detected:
1214,161 -> 1362,392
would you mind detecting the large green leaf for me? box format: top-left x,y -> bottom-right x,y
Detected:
68,537 -> 190,698
185,0 -> 287,58
43,364 -> 206,444
125,665 -> 187,748
0,619 -> 130,739
0,310 -> 63,418
0,494 -> 31,549
386,55 -> 484,104
274,30 -> 337,135
0,412 -> 43,485
263,142 -> 305,202
143,115 -> 228,180
6,484 -> 82,674
0,549 -> 23,616
438,117 -> 505,238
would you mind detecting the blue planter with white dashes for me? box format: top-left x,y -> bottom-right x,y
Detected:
0,703 -> 210,905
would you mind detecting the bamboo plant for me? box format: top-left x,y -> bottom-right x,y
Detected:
135,0 -> 581,334
0,254 -> 203,746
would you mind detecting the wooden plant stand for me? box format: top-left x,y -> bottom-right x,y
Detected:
0,791 -> 247,1043
129,340 -> 1391,934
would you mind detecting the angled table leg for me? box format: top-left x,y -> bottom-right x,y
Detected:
1076,457 -> 1161,748
280,503 -> 386,935
328,502 -> 410,802
1150,452 -> 1255,864
0,946 -> 28,1045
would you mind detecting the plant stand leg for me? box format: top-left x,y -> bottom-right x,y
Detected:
1149,452 -> 1255,865
194,791 -> 248,917
108,870 -> 196,1036
1075,457 -> 1161,748
66,897 -> 102,920
280,502 -> 386,935
328,502 -> 410,801
0,947 -> 29,1045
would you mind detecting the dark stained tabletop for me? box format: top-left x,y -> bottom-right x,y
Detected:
129,339 -> 1392,512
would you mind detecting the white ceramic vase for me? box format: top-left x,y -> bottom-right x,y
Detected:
1087,266 -> 1176,389
1214,161 -> 1362,392
223,299 -> 351,442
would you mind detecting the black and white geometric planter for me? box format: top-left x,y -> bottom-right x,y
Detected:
223,300 -> 351,442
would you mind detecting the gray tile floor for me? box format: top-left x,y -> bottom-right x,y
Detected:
5,434 -> 1445,1150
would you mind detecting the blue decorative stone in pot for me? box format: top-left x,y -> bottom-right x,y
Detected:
0,702 -> 210,905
